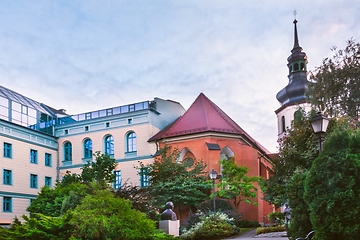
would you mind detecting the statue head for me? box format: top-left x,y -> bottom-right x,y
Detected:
165,201 -> 174,210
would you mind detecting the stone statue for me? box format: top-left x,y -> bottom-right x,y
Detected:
160,202 -> 177,221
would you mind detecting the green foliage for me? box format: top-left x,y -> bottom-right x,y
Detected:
181,212 -> 238,240
256,226 -> 286,235
81,151 -> 118,188
286,172 -> 312,239
67,189 -> 157,240
139,146 -> 211,210
267,212 -> 285,225
308,38 -> 360,119
197,198 -> 234,214
115,181 -> 159,220
0,226 -> 15,240
217,157 -> 261,208
234,219 -> 260,228
304,128 -> 360,239
12,213 -> 66,240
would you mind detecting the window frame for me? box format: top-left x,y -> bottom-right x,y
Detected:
45,153 -> 52,167
30,174 -> 38,189
30,149 -> 38,164
104,135 -> 114,156
113,170 -> 122,190
3,142 -> 12,158
139,167 -> 149,188
3,169 -> 12,185
45,176 -> 52,187
3,196 -> 12,212
126,131 -> 137,153
64,141 -> 72,162
83,138 -> 93,159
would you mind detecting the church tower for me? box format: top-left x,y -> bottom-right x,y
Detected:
275,18 -> 311,140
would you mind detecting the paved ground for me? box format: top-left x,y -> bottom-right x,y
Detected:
223,229 -> 288,240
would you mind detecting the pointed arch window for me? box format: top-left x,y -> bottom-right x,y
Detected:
84,138 -> 93,159
104,135 -> 114,157
126,132 -> 137,153
64,141 -> 72,162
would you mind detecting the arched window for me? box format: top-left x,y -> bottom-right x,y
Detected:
281,116 -> 286,133
294,62 -> 299,71
126,132 -> 137,152
104,135 -> 114,156
84,138 -> 93,159
64,141 -> 72,161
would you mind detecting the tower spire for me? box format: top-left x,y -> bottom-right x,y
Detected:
292,10 -> 301,52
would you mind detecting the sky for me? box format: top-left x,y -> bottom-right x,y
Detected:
0,0 -> 359,153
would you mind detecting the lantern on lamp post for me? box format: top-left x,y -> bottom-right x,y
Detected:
310,112 -> 329,152
209,169 -> 218,221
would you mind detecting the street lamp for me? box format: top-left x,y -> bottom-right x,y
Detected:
209,169 -> 218,221
310,112 -> 329,152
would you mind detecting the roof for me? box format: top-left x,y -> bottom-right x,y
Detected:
149,93 -> 271,154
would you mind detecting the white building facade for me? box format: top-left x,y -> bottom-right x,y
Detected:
0,85 -> 185,224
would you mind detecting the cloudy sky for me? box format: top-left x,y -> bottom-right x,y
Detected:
0,1 -> 359,153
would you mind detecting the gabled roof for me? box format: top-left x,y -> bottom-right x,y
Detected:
149,93 -> 271,154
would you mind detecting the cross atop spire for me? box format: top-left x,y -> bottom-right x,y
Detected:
293,10 -> 297,20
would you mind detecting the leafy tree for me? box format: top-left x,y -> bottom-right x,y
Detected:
308,38 -> 360,119
139,146 -> 211,214
216,157 -> 261,209
115,181 -> 158,220
262,109 -> 321,239
81,151 -> 117,188
67,189 -> 158,240
304,128 -> 360,239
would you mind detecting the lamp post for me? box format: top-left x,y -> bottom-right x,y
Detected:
209,169 -> 218,222
310,112 -> 329,152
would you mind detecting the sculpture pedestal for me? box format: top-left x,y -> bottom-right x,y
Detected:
159,220 -> 180,237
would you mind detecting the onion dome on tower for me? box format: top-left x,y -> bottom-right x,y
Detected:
276,19 -> 309,106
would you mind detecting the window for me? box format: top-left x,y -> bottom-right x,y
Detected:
139,167 -> 149,188
105,122 -> 110,128
114,170 -> 122,190
64,129 -> 68,134
84,139 -> 93,159
30,174 -> 38,188
45,153 -> 52,167
3,197 -> 12,212
30,149 -> 38,164
45,176 -> 52,187
3,142 -> 12,158
3,169 -> 12,185
104,135 -> 114,156
64,142 -> 72,161
281,116 -> 286,133
85,126 -> 89,131
126,132 -> 137,152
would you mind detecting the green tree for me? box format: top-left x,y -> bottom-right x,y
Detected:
216,157 -> 260,209
81,151 -> 117,188
304,127 -> 360,239
308,38 -> 360,119
140,146 -> 211,214
67,189 -> 158,240
262,109 -> 321,239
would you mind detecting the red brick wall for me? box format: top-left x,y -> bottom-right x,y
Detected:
157,134 -> 274,223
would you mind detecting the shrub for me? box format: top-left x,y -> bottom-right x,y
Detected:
256,225 -> 286,235
235,219 -> 260,228
197,198 -> 233,214
181,212 -> 238,240
268,212 -> 285,225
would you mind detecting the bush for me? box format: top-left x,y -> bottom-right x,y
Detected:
235,219 -> 260,228
304,129 -> 360,239
181,212 -> 238,240
256,226 -> 286,235
268,212 -> 285,225
197,198 -> 234,214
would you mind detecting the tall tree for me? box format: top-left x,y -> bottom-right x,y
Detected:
308,38 -> 360,119
305,127 -> 360,239
216,157 -> 260,210
139,146 -> 211,212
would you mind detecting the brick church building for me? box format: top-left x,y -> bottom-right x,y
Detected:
149,93 -> 275,222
